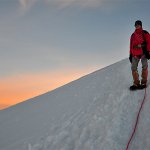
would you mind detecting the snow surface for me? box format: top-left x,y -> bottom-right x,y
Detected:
0,58 -> 150,150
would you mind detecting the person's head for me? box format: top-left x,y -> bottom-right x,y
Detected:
134,20 -> 142,29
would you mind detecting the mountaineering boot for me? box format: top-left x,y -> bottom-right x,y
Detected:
141,68 -> 148,89
130,71 -> 141,90
130,83 -> 141,90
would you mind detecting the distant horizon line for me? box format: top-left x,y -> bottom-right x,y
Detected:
0,57 -> 127,111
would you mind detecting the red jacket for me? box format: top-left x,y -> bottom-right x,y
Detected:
130,27 -> 150,56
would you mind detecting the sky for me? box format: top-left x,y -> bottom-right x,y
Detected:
0,0 -> 150,110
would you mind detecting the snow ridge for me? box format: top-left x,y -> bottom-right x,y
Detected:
0,59 -> 150,150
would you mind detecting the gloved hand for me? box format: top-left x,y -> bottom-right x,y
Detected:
148,51 -> 150,59
129,54 -> 132,63
145,51 -> 150,60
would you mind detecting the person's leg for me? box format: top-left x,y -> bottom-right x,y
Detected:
131,57 -> 140,86
141,57 -> 148,86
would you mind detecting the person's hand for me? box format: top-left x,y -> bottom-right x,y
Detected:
147,51 -> 150,59
129,54 -> 132,63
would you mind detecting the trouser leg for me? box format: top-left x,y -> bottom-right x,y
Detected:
131,57 -> 140,85
141,57 -> 148,85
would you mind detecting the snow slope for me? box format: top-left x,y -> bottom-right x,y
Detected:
0,58 -> 150,150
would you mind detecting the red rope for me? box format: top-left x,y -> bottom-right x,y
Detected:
126,88 -> 147,150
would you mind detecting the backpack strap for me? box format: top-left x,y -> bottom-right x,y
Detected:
142,30 -> 149,42
143,30 -> 149,34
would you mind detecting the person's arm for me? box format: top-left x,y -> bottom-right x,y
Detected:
129,35 -> 133,63
143,30 -> 150,52
144,31 -> 150,52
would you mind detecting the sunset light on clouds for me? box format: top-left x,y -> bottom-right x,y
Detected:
0,68 -> 94,110
0,0 -> 150,110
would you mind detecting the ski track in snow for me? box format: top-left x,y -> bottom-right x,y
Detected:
0,59 -> 150,150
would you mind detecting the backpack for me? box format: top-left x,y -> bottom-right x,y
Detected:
142,30 -> 150,59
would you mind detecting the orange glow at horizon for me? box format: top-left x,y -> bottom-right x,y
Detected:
0,68 -> 95,110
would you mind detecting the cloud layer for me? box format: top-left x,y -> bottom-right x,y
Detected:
18,0 -> 107,11
18,0 -> 38,11
45,0 -> 103,8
